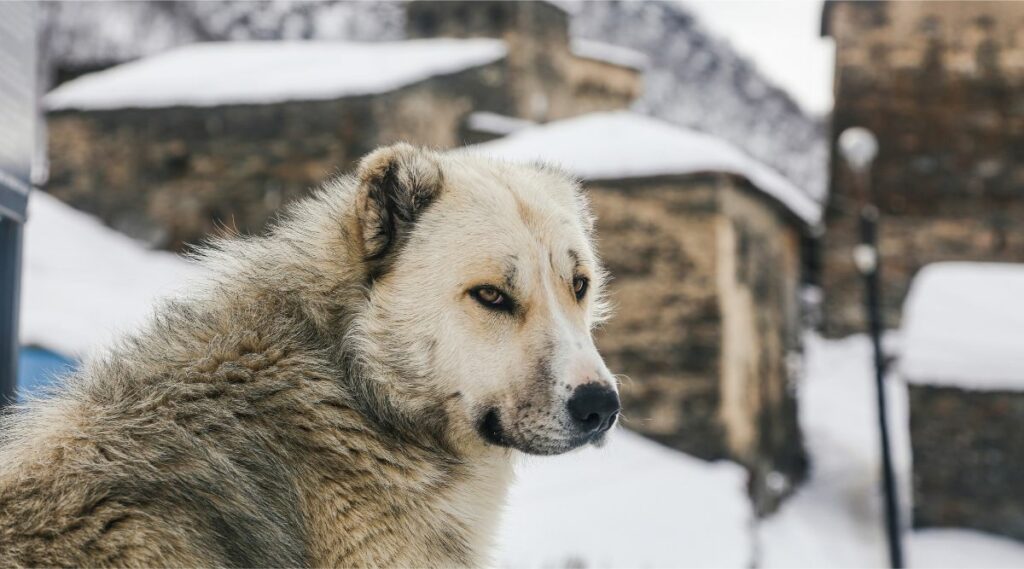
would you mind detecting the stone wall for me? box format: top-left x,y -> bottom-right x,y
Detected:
587,175 -> 806,513
589,178 -> 725,459
823,205 -> 1024,336
822,1 -> 1024,335
717,182 -> 807,512
46,62 -> 509,250
563,55 -> 642,117
909,383 -> 1024,541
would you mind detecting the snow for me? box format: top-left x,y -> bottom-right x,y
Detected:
901,262 -> 1024,391
466,112 -> 535,136
45,39 -> 507,111
472,111 -> 822,226
908,529 -> 1024,569
759,334 -> 911,568
570,38 -> 648,70
498,429 -> 752,568
760,334 -> 1024,568
20,192 -> 200,359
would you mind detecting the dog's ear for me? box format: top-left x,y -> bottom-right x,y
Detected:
356,143 -> 444,277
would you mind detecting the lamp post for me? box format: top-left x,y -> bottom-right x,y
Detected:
838,127 -> 903,569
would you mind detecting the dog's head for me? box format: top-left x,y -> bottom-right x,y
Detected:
353,144 -> 618,455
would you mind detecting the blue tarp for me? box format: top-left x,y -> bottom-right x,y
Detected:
17,346 -> 76,397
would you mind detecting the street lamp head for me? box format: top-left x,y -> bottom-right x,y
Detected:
838,127 -> 878,173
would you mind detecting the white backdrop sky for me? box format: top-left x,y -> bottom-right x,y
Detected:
683,0 -> 833,115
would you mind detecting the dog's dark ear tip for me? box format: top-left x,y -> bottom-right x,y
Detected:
356,144 -> 444,273
357,143 -> 441,189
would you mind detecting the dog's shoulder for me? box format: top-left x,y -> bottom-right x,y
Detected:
0,303 -> 334,566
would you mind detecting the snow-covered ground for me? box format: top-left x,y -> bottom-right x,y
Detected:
759,333 -> 910,568
19,194 -> 1024,567
20,192 -> 201,358
498,430 -> 752,568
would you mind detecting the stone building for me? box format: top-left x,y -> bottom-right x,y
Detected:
44,40 -> 511,249
476,112 -> 819,512
821,1 -> 1024,336
44,0 -> 642,250
901,262 -> 1024,542
406,1 -> 643,123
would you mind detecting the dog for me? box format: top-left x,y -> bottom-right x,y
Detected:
0,144 -> 619,567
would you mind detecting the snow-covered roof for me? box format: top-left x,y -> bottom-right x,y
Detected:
499,429 -> 750,567
570,39 -> 648,70
465,111 -> 535,136
45,39 -> 507,111
472,111 -> 822,225
21,192 -> 201,358
902,262 -> 1024,391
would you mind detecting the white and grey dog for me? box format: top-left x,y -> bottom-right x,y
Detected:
0,143 -> 619,567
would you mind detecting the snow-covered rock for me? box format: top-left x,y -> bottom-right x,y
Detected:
46,39 -> 507,111
901,262 -> 1024,391
472,111 -> 821,226
20,192 -> 199,358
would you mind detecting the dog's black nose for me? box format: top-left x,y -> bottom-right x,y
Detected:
567,383 -> 620,434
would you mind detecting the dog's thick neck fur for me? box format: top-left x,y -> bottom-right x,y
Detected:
0,149 -> 518,567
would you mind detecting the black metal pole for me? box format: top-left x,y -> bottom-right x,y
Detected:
858,205 -> 904,569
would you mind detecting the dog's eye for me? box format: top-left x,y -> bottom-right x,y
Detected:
470,286 -> 513,312
573,276 -> 589,301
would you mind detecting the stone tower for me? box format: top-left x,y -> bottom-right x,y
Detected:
821,1 -> 1024,335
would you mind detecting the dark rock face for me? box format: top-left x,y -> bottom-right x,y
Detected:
909,384 -> 1024,541
588,176 -> 807,514
822,1 -> 1024,336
